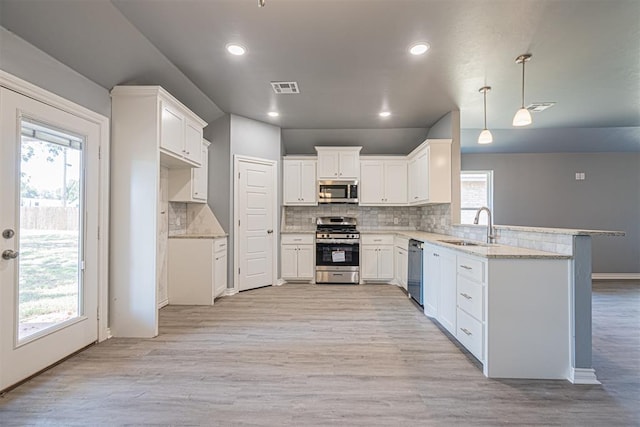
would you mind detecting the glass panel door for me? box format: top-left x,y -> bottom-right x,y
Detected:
18,119 -> 84,342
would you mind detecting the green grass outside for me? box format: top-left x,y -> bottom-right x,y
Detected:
19,230 -> 79,323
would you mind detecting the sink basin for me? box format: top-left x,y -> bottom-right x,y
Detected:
438,239 -> 486,247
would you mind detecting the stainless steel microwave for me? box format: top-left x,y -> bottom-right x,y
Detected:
318,180 -> 358,204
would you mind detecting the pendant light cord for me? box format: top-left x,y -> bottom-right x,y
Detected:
483,89 -> 488,129
521,59 -> 526,108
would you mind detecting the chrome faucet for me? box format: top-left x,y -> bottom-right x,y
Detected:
473,207 -> 496,244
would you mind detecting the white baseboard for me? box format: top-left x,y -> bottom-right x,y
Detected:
592,273 -> 640,281
158,299 -> 169,309
106,328 -> 112,340
568,368 -> 601,385
275,278 -> 286,286
224,288 -> 238,296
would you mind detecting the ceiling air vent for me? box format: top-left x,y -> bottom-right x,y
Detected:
271,81 -> 300,94
526,102 -> 556,112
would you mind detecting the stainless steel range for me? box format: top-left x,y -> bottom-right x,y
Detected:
315,217 -> 360,284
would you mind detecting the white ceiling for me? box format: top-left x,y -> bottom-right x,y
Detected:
1,0 -> 638,152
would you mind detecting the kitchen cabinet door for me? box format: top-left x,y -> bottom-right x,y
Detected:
281,245 -> 299,279
360,161 -> 385,204
184,118 -> 203,165
192,142 -> 208,201
317,151 -> 340,179
297,245 -> 315,279
299,161 -> 317,204
424,246 -> 440,318
160,100 -> 184,157
378,246 -> 394,280
361,246 -> 379,280
214,251 -> 227,299
338,150 -> 360,179
438,249 -> 457,335
384,161 -> 408,204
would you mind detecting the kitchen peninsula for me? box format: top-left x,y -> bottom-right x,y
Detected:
282,209 -> 623,383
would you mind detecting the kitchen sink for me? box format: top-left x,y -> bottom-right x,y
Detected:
438,239 -> 487,247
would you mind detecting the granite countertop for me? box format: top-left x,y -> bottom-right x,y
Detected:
169,233 -> 228,239
355,230 -> 571,260
453,224 -> 625,237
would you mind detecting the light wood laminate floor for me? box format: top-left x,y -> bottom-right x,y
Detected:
1,281 -> 638,426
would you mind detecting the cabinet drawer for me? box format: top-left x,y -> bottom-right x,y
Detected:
361,234 -> 394,245
457,255 -> 484,282
457,275 -> 483,321
456,308 -> 483,361
214,238 -> 227,252
281,234 -> 314,245
394,235 -> 409,250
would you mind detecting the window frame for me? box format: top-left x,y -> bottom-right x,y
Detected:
460,170 -> 494,225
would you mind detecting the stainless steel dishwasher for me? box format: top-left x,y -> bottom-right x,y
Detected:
407,239 -> 424,305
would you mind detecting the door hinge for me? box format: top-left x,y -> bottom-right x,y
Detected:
81,260 -> 85,271
97,226 -> 100,240
238,268 -> 241,275
238,172 -> 240,179
98,145 -> 101,160
238,220 -> 240,226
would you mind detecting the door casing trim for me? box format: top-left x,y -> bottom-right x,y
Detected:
0,70 -> 110,343
233,154 -> 278,293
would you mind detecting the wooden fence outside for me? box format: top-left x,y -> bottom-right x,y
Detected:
20,207 -> 79,230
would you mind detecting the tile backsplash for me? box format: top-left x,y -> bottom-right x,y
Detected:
168,202 -> 187,236
284,205 -> 422,230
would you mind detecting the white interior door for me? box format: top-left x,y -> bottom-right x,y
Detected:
236,157 -> 275,292
0,88 -> 100,390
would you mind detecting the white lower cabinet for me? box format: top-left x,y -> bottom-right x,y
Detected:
281,234 -> 314,281
168,237 -> 228,305
361,235 -> 394,281
424,244 -> 484,357
455,253 -> 486,361
394,236 -> 409,290
423,241 -> 572,380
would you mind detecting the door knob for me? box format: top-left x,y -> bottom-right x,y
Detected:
267,229 -> 273,234
2,229 -> 15,239
2,249 -> 19,260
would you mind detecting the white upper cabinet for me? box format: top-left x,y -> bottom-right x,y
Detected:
283,158 -> 317,205
360,158 -> 407,205
315,146 -> 361,180
157,92 -> 206,168
407,139 -> 452,205
169,139 -> 210,203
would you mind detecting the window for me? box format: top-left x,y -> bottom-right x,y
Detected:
460,171 -> 493,225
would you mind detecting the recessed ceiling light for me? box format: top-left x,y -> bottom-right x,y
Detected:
268,111 -> 279,117
409,42 -> 430,55
379,111 -> 391,118
226,43 -> 246,56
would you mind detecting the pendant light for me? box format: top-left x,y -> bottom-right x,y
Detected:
478,86 -> 493,144
513,53 -> 532,127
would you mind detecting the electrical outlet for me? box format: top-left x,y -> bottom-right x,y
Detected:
575,172 -> 586,181
394,217 -> 399,225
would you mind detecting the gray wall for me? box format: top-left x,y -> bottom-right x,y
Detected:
282,128 -> 428,155
462,152 -> 640,273
205,114 -> 232,232
0,26 -> 110,117
426,112 -> 453,139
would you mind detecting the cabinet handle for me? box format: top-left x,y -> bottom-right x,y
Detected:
334,172 -> 338,176
460,293 -> 472,300
460,328 -> 472,336
293,239 -> 302,241
374,239 -> 382,242
460,265 -> 472,270
433,253 -> 439,257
